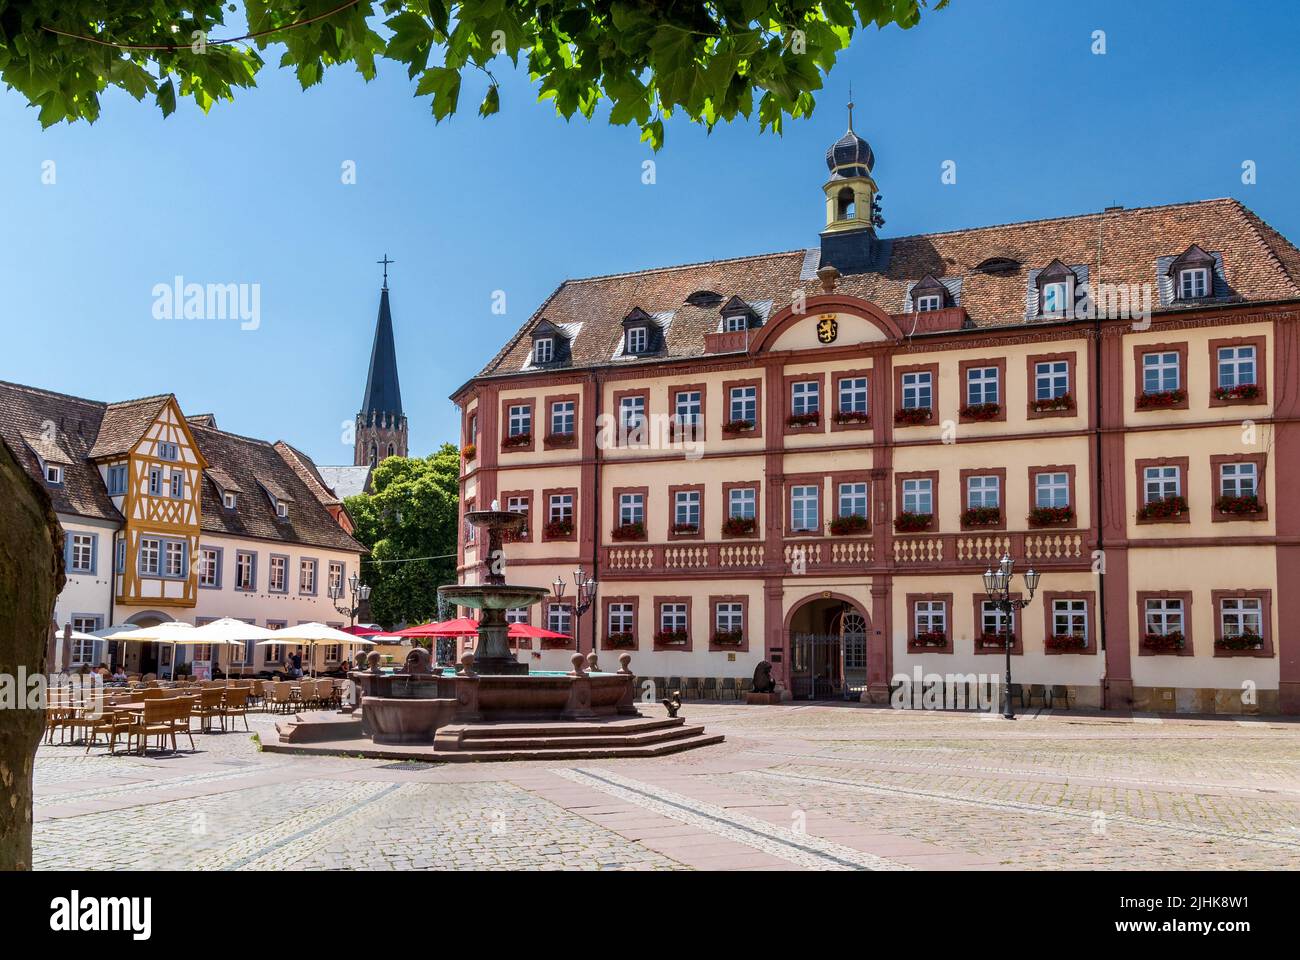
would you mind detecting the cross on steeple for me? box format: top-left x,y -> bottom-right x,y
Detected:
377,253 -> 395,290
847,83 -> 855,132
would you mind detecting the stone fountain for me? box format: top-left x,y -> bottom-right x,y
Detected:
269,508 -> 723,760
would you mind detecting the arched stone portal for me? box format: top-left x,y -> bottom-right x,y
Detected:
783,594 -> 870,700
121,610 -> 174,676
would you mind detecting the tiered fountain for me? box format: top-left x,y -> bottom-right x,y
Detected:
268,509 -> 722,761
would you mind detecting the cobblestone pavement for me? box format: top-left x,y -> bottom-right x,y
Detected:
30,704 -> 1300,870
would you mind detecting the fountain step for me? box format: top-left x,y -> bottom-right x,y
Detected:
434,720 -> 710,752
444,715 -> 688,741
262,730 -> 726,763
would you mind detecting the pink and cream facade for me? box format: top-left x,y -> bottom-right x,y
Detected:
451,127 -> 1300,715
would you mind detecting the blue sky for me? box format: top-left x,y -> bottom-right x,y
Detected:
3,1 -> 1299,464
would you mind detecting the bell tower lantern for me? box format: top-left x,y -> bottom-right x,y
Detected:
819,95 -> 882,276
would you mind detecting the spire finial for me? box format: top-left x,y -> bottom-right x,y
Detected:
377,253 -> 395,290
847,83 -> 854,132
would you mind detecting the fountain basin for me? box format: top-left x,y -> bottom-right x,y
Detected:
364,696 -> 458,744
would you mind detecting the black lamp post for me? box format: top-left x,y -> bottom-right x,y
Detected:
981,552 -> 1040,719
552,566 -> 597,658
330,572 -> 372,628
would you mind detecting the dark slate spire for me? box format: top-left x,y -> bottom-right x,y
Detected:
360,287 -> 403,419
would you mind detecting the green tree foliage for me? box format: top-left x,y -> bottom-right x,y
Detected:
0,1 -> 946,145
344,443 -> 459,627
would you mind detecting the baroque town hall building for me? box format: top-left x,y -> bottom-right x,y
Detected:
453,117 -> 1300,715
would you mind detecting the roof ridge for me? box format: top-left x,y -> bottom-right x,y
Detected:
0,379 -> 107,409
188,420 -> 278,450
560,247 -> 808,286
104,392 -> 173,409
1229,199 -> 1300,297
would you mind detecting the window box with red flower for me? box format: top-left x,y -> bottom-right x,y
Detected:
605,632 -> 636,648
670,521 -> 699,536
722,419 -> 756,435
1142,631 -> 1185,652
959,402 -> 1001,422
653,629 -> 689,645
1138,495 -> 1188,522
501,432 -> 532,449
1213,383 -> 1261,402
894,512 -> 933,532
833,410 -> 871,426
611,521 -> 646,542
1215,632 -> 1264,652
1136,389 -> 1187,410
961,506 -> 1002,528
1215,495 -> 1262,516
894,407 -> 932,426
544,432 -> 576,447
785,412 -> 820,429
907,631 -> 947,650
977,632 -> 1015,650
829,514 -> 870,536
462,443 -> 477,462
543,517 -> 574,539
1028,506 -> 1074,528
1047,633 -> 1088,651
1031,393 -> 1074,414
711,628 -> 744,645
722,516 -> 757,537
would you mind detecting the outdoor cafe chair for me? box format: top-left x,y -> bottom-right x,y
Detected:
314,678 -> 335,708
267,681 -> 294,714
83,700 -> 132,755
195,687 -> 224,733
44,686 -> 76,744
126,699 -> 195,756
222,687 -> 251,732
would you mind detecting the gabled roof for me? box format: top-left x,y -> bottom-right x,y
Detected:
86,394 -> 172,459
274,441 -> 342,508
204,467 -> 242,495
461,198 -> 1300,391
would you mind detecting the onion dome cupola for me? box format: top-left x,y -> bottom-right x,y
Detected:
819,91 -> 883,276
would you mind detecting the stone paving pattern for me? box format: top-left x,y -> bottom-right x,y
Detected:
30,703 -> 1300,870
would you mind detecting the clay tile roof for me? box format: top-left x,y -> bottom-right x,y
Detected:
255,475 -> 295,504
273,441 -> 342,507
464,198 -> 1300,389
87,394 -> 172,459
204,466 -> 242,494
21,431 -> 74,465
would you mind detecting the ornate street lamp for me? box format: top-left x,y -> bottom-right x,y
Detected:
552,566 -> 598,657
331,572 -> 372,628
981,552 -> 1040,719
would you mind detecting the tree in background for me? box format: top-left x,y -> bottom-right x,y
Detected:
1,1 -> 946,146
344,442 -> 459,627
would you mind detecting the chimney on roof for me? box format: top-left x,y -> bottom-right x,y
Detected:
816,265 -> 840,294
1104,204 -> 1124,212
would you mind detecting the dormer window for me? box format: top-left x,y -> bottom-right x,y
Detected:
276,501 -> 288,519
45,463 -> 63,485
916,294 -> 941,313
626,326 -> 648,354
529,319 -> 570,367
223,491 -> 237,510
1042,282 -> 1067,314
534,337 -> 554,364
1179,267 -> 1209,299
1035,260 -> 1078,318
723,314 -> 747,332
910,276 -> 949,313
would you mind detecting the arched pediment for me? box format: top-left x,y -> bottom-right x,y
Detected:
751,294 -> 902,353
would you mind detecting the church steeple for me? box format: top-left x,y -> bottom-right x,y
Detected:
819,93 -> 882,276
354,261 -> 408,467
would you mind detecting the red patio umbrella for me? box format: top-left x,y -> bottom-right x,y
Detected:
507,623 -> 571,640
341,624 -> 404,638
393,617 -> 480,638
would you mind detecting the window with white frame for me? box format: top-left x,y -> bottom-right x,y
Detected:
729,385 -> 757,424
139,537 -> 160,575
619,395 -> 646,435
915,293 -> 942,312
507,404 -> 531,437
674,489 -> 700,528
966,366 -> 999,406
1143,465 -> 1180,504
1034,361 -> 1070,400
269,556 -> 287,592
728,487 -> 756,519
902,477 -> 932,515
328,561 -> 343,597
275,501 -> 288,519
299,559 -> 317,594
1179,267 -> 1209,299
659,602 -> 688,634
548,493 -> 574,523
505,607 -> 529,624
1142,352 -> 1180,394
235,551 -> 255,590
900,371 -> 932,410
148,467 -> 162,495
1219,462 -> 1257,498
723,314 -> 747,333
981,601 -> 1013,638
838,482 -> 868,518
534,337 -> 554,364
674,390 -> 702,428
1041,281 -> 1068,315
1144,598 -> 1184,636
966,475 -> 1000,509
1035,472 -> 1070,508
626,326 -> 648,354
547,603 -> 572,636
790,381 -> 820,416
163,541 -> 185,579
1217,345 -> 1256,389
45,463 -> 63,485
715,602 -> 743,634
914,600 -> 946,636
1221,597 -> 1262,640
506,496 -> 529,536
70,617 -> 100,663
608,602 -> 634,635
223,491 -> 237,510
838,377 -> 868,414
618,492 -> 645,526
549,400 -> 575,436
69,533 -> 95,573
790,484 -> 819,532
1052,599 -> 1088,641
199,547 -> 220,587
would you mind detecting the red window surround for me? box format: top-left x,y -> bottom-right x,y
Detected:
667,381 -> 708,442
541,486 -> 578,542
1209,453 -> 1268,522
905,593 -> 953,654
958,466 -> 1007,531
894,470 -> 940,533
499,396 -> 537,453
1041,590 -> 1098,656
957,357 -> 1008,424
600,595 -> 640,652
830,368 -> 873,432
1211,588 -> 1273,658
610,485 -> 649,542
667,483 -> 705,540
972,593 -> 1024,655
1208,335 -> 1268,407
1136,590 -> 1194,657
720,480 -> 762,539
542,392 -> 580,450
1132,342 -> 1190,411
893,362 -> 939,428
721,377 -> 764,440
784,473 -> 824,537
611,387 -> 651,447
783,372 -> 827,436
1026,352 -> 1078,420
708,594 -> 750,652
499,489 -> 532,542
1134,456 -> 1190,525
652,595 -> 693,651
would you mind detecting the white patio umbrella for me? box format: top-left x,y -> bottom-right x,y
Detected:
121,621 -> 196,679
189,618 -> 278,677
256,622 -> 374,677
